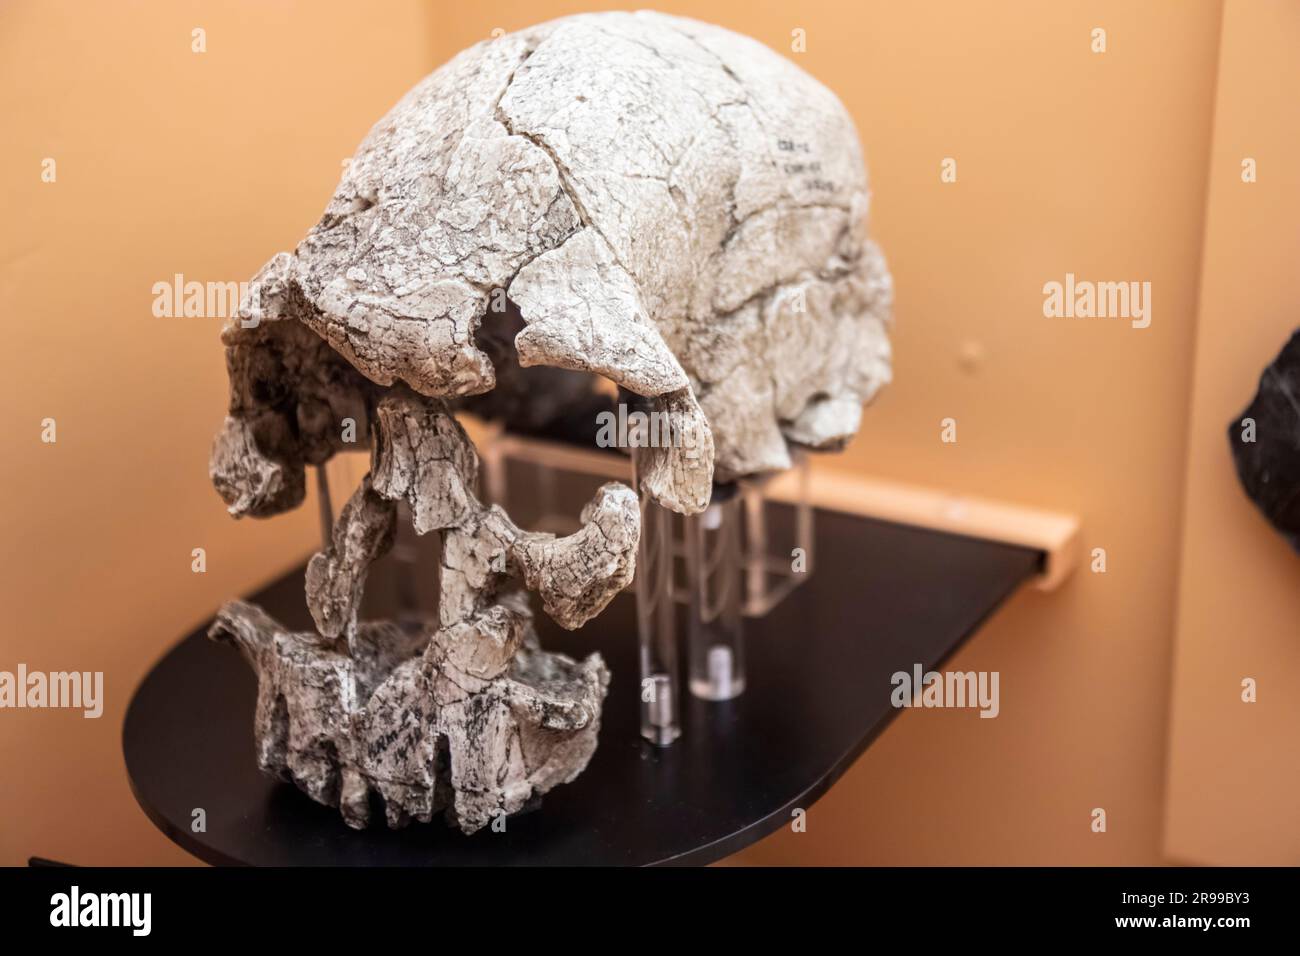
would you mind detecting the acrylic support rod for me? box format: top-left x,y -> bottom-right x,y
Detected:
632,447 -> 681,745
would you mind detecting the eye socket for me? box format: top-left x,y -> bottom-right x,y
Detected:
246,338 -> 291,407
251,378 -> 279,404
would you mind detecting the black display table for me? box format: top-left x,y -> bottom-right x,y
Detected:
124,507 -> 1039,866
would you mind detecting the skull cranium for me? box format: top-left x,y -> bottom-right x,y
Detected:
208,11 -> 891,834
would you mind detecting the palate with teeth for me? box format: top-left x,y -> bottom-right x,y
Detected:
207,10 -> 892,835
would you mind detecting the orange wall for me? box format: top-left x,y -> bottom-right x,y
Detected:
0,1 -> 1258,866
1164,0 -> 1300,867
0,0 -> 435,866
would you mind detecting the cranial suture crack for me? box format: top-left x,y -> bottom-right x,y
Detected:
206,11 -> 891,834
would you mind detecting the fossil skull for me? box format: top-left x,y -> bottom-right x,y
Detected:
207,11 -> 892,834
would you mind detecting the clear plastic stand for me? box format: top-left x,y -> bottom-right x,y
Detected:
633,446 -> 681,745
314,464 -> 334,550
736,455 -> 814,616
684,491 -> 745,701
451,426 -> 816,745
